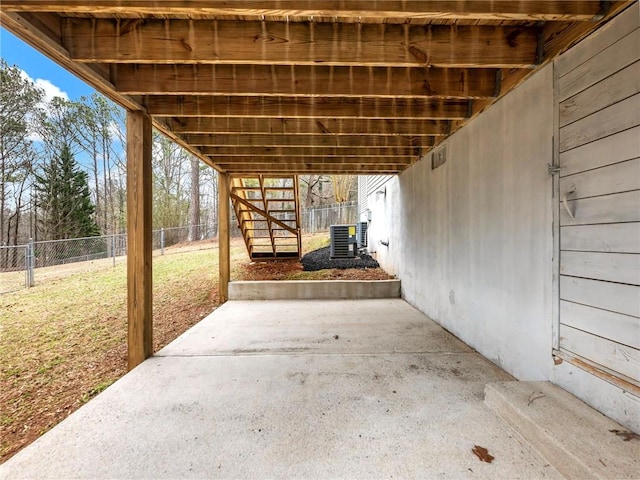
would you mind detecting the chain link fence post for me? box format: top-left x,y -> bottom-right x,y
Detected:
111,235 -> 116,267
160,228 -> 165,255
26,238 -> 35,287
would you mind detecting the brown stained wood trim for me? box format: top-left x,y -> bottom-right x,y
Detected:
554,350 -> 640,396
126,110 -> 153,371
65,19 -> 538,68
218,172 -> 230,303
184,134 -> 425,148
202,146 -> 419,157
113,64 -> 499,99
164,117 -> 449,136
144,96 -> 470,120
2,1 -> 604,21
230,193 -> 298,235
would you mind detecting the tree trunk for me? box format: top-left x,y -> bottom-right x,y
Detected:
189,156 -> 200,241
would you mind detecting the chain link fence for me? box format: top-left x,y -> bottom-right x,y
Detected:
0,224 -> 214,294
301,201 -> 358,233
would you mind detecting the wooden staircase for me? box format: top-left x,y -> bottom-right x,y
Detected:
230,175 -> 302,260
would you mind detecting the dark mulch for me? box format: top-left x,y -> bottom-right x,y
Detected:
301,246 -> 380,271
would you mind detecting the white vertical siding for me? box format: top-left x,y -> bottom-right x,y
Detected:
556,3 -> 640,386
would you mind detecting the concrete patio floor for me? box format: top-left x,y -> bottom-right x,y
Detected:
0,299 -> 617,479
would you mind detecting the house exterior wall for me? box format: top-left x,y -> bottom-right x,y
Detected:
366,4 -> 639,432
370,64 -> 556,381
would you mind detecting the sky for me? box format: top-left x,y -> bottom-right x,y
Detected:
1,27 -> 96,102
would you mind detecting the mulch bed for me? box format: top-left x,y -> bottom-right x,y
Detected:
301,246 -> 381,271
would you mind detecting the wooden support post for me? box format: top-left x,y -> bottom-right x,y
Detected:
126,110 -> 153,370
218,172 -> 230,303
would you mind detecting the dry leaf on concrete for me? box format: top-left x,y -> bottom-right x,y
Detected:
472,445 -> 495,463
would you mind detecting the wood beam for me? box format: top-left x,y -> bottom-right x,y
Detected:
183,134 -> 430,148
222,164 -> 405,174
212,156 -> 413,165
145,96 -> 469,120
201,146 -> 420,157
114,65 -> 499,99
165,117 -> 449,136
2,1 -> 606,21
126,110 -> 153,371
65,19 -> 538,68
218,172 -> 230,303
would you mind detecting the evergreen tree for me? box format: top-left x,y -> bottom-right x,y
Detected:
35,143 -> 100,239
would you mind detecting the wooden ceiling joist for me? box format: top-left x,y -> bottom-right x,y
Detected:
223,165 -> 403,175
209,156 -> 414,165
1,1 -> 607,22
200,146 -> 420,157
164,117 -> 449,136
65,19 -> 539,68
144,96 -> 470,120
114,64 -> 500,98
182,134 -> 428,149
1,0 -> 632,177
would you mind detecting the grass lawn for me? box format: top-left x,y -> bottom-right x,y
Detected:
0,233 -> 390,462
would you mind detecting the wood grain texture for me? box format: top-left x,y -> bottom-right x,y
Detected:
144,96 -> 470,119
201,146 -> 419,157
2,1 -> 607,21
558,29 -> 640,101
560,300 -> 639,349
559,324 -> 640,382
556,2 -> 639,77
183,134 -> 423,148
560,275 -> 640,317
560,191 -> 640,226
559,158 -> 640,200
559,126 -> 640,177
218,172 -> 230,303
561,223 -> 640,254
65,19 -> 538,68
560,61 -> 640,127
559,93 -> 640,152
113,64 -> 499,98
126,110 -> 153,370
560,251 -> 640,286
164,117 -> 449,136
218,165 -> 405,174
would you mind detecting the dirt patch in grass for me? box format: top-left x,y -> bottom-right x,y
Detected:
1,234 -> 392,463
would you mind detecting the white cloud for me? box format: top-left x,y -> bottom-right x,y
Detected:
19,69 -> 69,102
34,78 -> 69,102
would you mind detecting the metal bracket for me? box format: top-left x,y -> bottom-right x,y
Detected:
593,1 -> 611,21
535,21 -> 545,64
547,163 -> 562,176
493,70 -> 502,97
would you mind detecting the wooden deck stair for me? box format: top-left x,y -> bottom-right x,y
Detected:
230,175 -> 302,260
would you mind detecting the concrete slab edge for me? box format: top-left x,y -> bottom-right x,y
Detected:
485,382 -> 594,479
484,381 -> 640,480
228,279 -> 401,300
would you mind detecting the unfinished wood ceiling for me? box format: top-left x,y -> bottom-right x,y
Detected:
1,1 -> 634,175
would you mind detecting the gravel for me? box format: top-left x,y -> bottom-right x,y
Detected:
301,246 -> 380,271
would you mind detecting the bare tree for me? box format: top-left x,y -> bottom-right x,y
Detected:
189,156 -> 201,240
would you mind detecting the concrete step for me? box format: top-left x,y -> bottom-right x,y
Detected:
228,279 -> 401,300
484,381 -> 640,479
